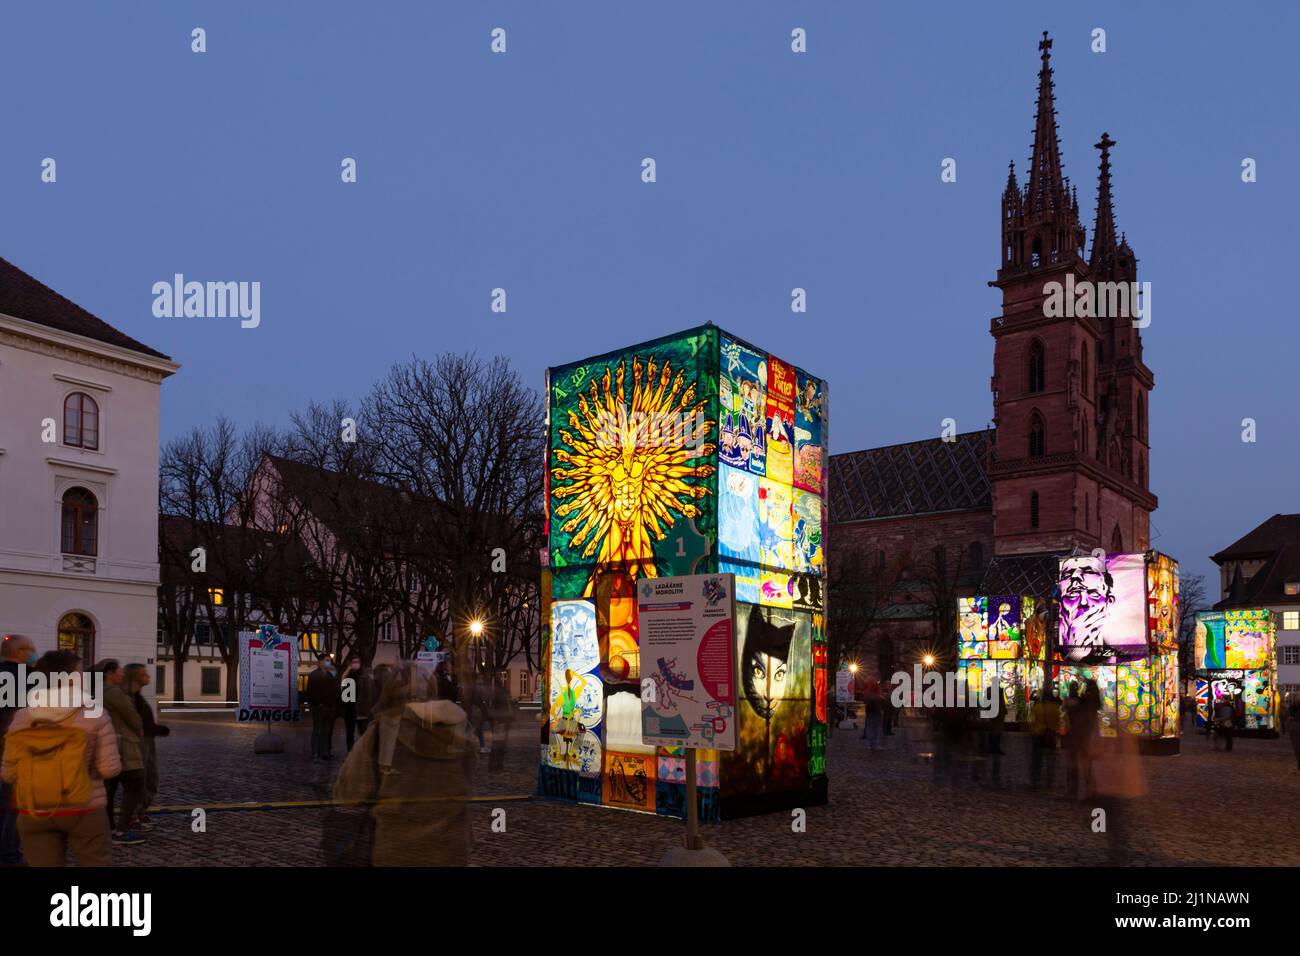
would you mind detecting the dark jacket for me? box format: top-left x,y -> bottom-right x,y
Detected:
0,660 -> 22,757
132,692 -> 169,738
307,668 -> 341,717
348,670 -> 377,719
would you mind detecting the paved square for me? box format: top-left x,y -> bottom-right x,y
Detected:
113,713 -> 1300,866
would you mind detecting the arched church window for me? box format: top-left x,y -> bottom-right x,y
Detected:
1028,412 -> 1045,459
1028,340 -> 1045,394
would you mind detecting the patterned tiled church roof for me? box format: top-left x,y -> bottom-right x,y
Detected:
978,552 -> 1064,599
828,429 -> 992,522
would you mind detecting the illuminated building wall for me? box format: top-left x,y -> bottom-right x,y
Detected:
541,326 -> 829,819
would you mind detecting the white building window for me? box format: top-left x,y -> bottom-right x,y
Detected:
1282,611 -> 1299,631
378,621 -> 395,643
60,488 -> 98,556
1282,646 -> 1300,666
63,392 -> 100,450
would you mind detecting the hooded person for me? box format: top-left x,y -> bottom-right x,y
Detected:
1,650 -> 120,866
333,663 -> 476,866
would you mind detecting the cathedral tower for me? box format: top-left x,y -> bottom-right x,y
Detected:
988,33 -> 1156,556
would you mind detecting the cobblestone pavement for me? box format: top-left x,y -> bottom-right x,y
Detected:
111,713 -> 1300,867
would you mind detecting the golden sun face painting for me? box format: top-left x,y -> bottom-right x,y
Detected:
550,340 -> 717,597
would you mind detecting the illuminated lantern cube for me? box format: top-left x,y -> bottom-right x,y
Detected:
541,325 -> 829,819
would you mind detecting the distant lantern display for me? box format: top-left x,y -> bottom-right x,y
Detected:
541,325 -> 829,819
1193,609 -> 1279,734
954,551 -> 1182,744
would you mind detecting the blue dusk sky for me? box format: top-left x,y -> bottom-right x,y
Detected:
3,1 -> 1297,589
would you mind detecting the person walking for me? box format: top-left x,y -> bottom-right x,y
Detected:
470,677 -> 492,754
1214,694 -> 1236,752
0,633 -> 37,866
486,676 -> 514,771
333,663 -> 476,866
861,678 -> 883,750
102,660 -> 147,846
986,688 -> 1007,787
435,659 -> 461,706
1028,689 -> 1061,791
2,651 -> 120,866
1062,683 -> 1082,797
124,663 -> 168,830
882,690 -> 896,737
1092,730 -> 1147,865
307,655 -> 341,760
1073,680 -> 1102,799
340,656 -> 376,753
1288,703 -> 1300,772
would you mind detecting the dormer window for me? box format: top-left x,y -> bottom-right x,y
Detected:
63,392 -> 100,450
1285,580 -> 1300,597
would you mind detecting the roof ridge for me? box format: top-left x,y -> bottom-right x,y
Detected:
0,255 -> 171,361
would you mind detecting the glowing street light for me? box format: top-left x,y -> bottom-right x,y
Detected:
922,654 -> 936,667
848,663 -> 859,674
469,619 -> 485,638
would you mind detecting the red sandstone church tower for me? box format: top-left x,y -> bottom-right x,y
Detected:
988,32 -> 1156,557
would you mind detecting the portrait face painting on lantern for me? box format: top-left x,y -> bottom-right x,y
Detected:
1058,553 -> 1148,661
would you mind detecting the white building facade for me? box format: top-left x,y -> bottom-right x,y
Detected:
0,258 -> 177,684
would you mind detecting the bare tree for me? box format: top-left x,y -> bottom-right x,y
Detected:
1178,572 -> 1209,683
362,354 -> 545,678
827,546 -> 905,675
159,419 -> 283,696
912,543 -> 972,669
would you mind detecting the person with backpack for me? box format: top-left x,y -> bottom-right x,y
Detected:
1,650 -> 120,866
101,660 -> 147,846
0,633 -> 37,866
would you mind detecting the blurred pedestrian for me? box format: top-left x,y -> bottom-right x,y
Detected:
469,676 -> 492,754
307,654 -> 341,760
436,658 -> 461,706
102,659 -> 147,846
333,663 -> 476,865
1093,732 -> 1147,865
341,656 -> 376,752
123,663 -> 167,831
882,690 -> 896,737
1,651 -> 119,866
487,676 -> 514,771
1075,680 -> 1101,799
861,678 -> 883,750
1214,695 -> 1235,752
986,688 -> 1007,787
0,633 -> 37,866
1288,704 -> 1300,772
1029,689 -> 1061,791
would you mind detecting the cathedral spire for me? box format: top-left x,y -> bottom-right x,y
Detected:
1090,132 -> 1118,272
996,32 -> 1085,279
1025,32 -> 1067,215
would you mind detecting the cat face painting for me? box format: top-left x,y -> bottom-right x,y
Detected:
741,604 -> 795,720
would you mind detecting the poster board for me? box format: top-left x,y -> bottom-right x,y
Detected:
639,573 -> 737,751
237,625 -> 300,722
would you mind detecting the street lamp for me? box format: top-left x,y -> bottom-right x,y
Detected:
922,654 -> 936,668
469,619 -> 484,638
